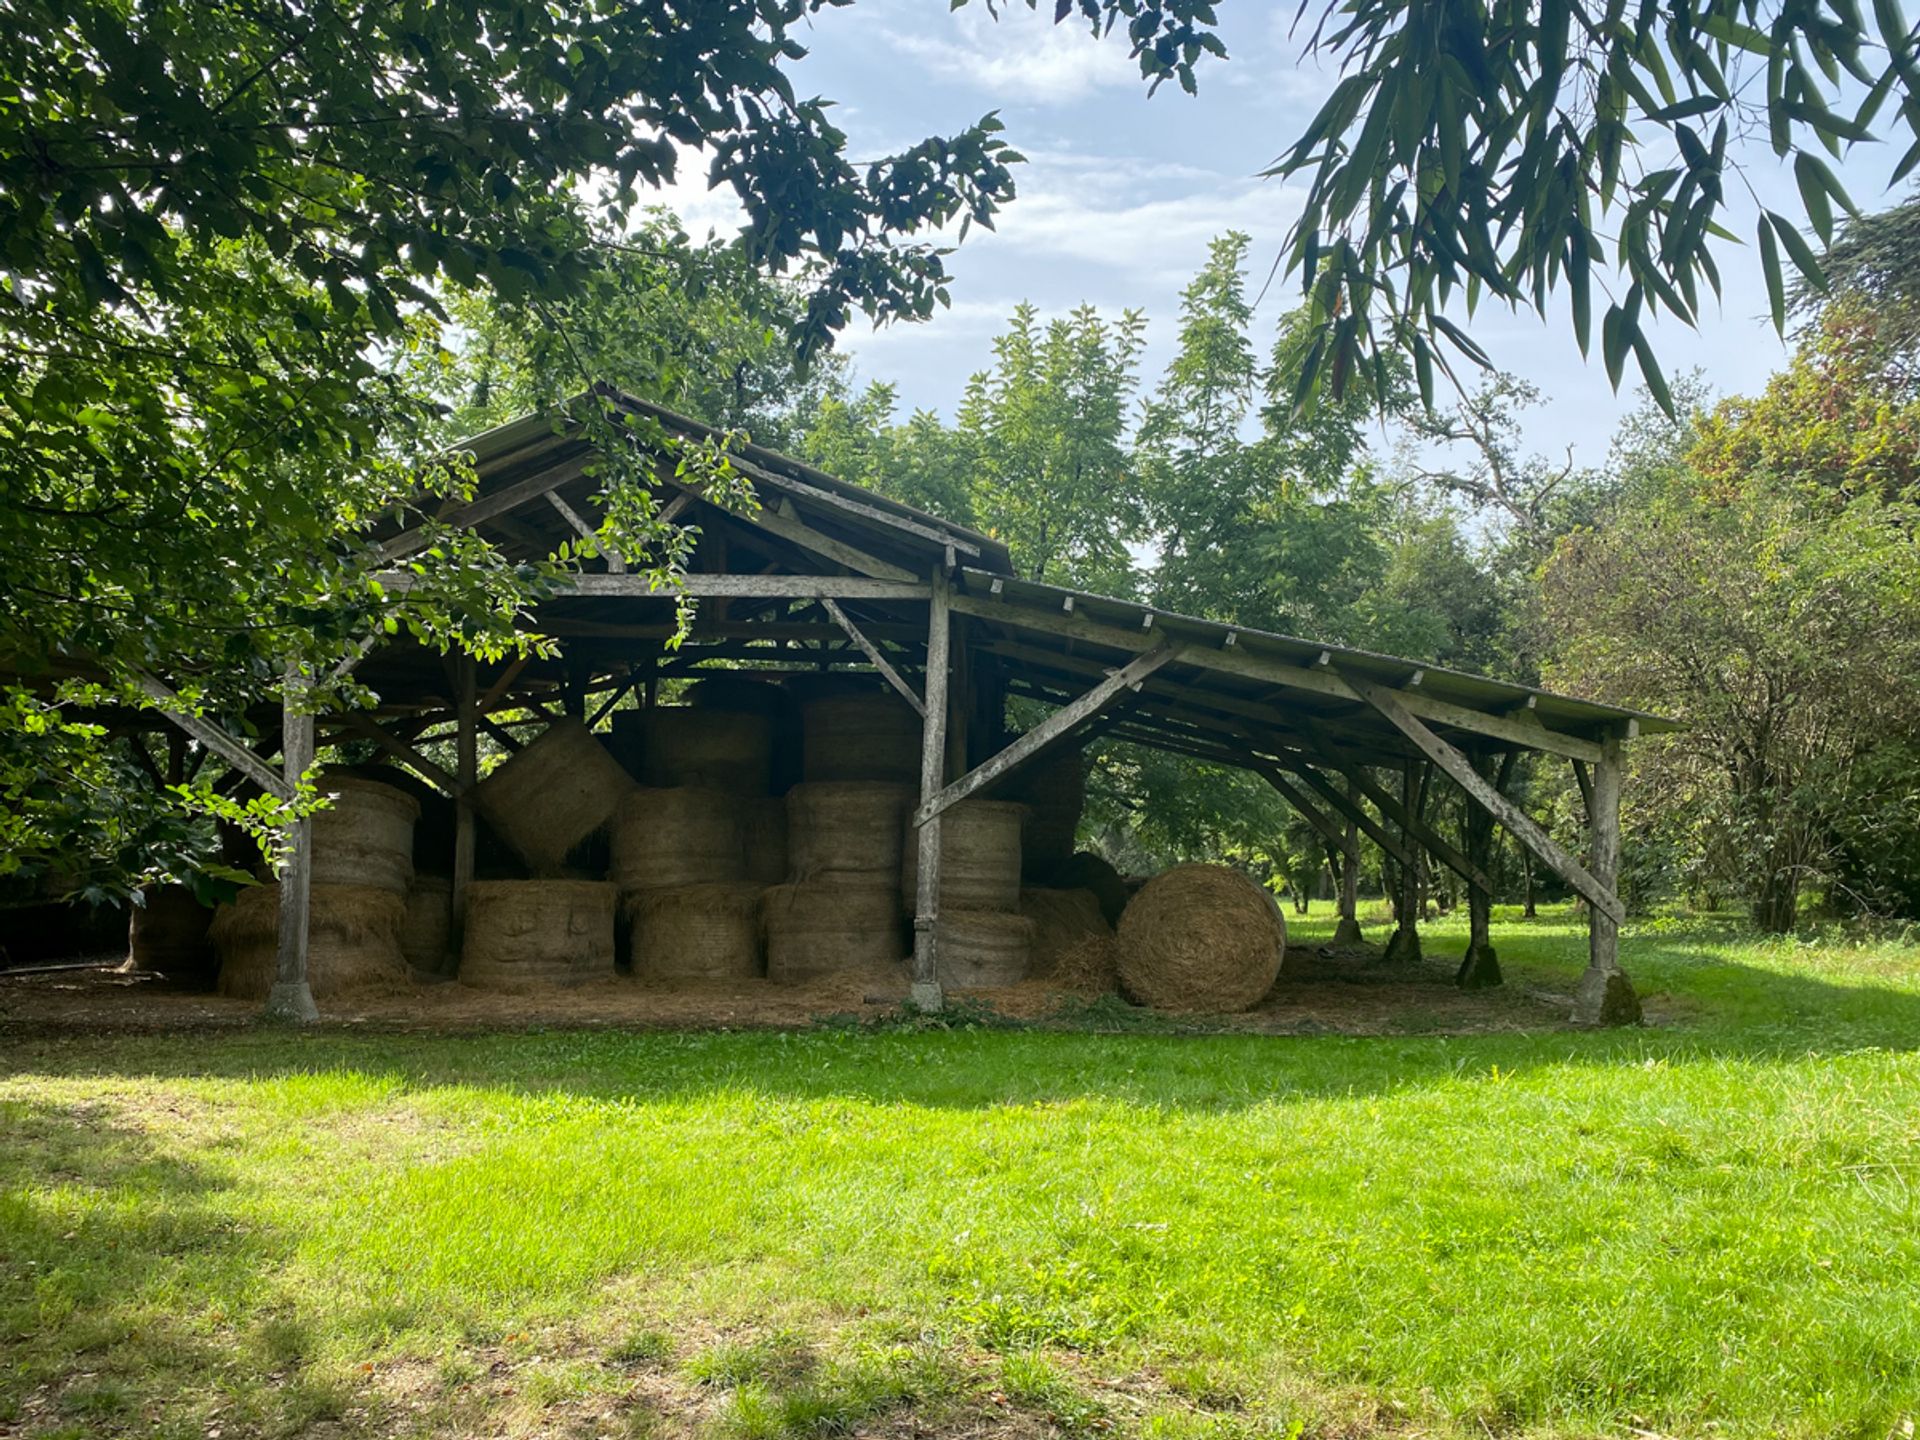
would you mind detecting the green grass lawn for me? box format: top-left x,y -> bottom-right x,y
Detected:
4,904 -> 1920,1440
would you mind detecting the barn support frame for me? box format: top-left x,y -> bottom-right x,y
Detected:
909,572 -> 953,1011
263,669 -> 318,1025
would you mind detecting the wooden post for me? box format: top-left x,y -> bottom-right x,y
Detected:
1381,761 -> 1422,962
1333,778 -> 1363,946
263,667 -> 318,1024
452,656 -> 477,946
1457,753 -> 1503,990
1572,732 -> 1641,1025
910,572 -> 953,1010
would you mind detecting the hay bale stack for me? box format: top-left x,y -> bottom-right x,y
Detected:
901,799 -> 1026,912
1019,887 -> 1113,978
637,705 -> 774,795
1012,747 -> 1087,880
786,782 -> 913,885
609,787 -> 745,891
742,796 -> 789,885
628,883 -> 763,980
937,910 -> 1033,989
211,883 -> 408,999
801,692 -> 921,785
459,880 -> 616,989
470,719 -> 634,876
761,883 -> 905,982
309,774 -> 420,892
1047,851 -> 1130,928
1115,864 -> 1286,1013
686,676 -> 788,717
400,875 -> 454,975
124,884 -> 215,983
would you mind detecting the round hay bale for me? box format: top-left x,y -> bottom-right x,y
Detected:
901,799 -> 1026,913
1012,747 -> 1086,880
628,883 -> 764,980
609,787 -> 745,891
459,880 -> 616,990
801,692 -> 920,784
1050,934 -> 1120,996
1116,864 -> 1286,1012
1047,852 -> 1129,927
309,774 -> 419,892
786,782 -> 912,885
470,719 -> 635,876
400,875 -> 454,975
761,883 -> 904,982
938,910 -> 1033,989
1018,887 -> 1112,979
211,883 -> 408,999
124,884 -> 215,983
639,706 -> 773,795
742,795 -> 789,885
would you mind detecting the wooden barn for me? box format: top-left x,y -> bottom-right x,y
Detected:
118,387 -> 1672,1025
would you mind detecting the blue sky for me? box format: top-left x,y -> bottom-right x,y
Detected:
657,1 -> 1907,467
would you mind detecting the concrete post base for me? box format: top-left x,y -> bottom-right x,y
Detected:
1454,941 -> 1502,990
1571,967 -> 1642,1026
262,981 -> 318,1025
908,981 -> 944,1013
1330,917 -> 1365,947
1380,924 -> 1421,964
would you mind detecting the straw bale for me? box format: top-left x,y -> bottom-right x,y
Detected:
1115,863 -> 1286,1012
785,782 -> 912,885
459,879 -> 617,990
638,705 -> 774,794
627,882 -> 764,980
901,799 -> 1026,913
802,692 -> 920,784
470,719 -> 634,876
609,787 -> 746,891
742,795 -> 789,884
211,883 -> 408,999
309,773 -> 419,892
936,909 -> 1033,988
1018,887 -> 1112,978
761,882 -> 904,982
400,874 -> 454,974
124,884 -> 215,983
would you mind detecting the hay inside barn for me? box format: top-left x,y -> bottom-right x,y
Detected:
470,719 -> 634,876
460,879 -> 617,989
1116,864 -> 1286,1013
212,883 -> 408,999
628,882 -> 763,980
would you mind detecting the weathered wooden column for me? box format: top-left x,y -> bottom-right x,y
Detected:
1457,755 -> 1502,990
451,656 -> 477,943
1380,761 -> 1422,962
1572,731 -> 1641,1025
909,571 -> 953,1011
263,668 -> 318,1024
1331,780 -> 1363,946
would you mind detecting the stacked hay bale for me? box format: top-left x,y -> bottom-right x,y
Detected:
212,883 -> 409,999
212,771 -> 422,999
400,875 -> 454,975
767,781 -> 911,982
1115,864 -> 1287,1013
460,879 -> 617,989
901,799 -> 1033,988
470,719 -> 634,876
611,785 -> 764,979
800,689 -> 920,785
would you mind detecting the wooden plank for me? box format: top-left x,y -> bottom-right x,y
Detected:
338,713 -> 464,796
375,571 -> 930,602
949,586 -> 1604,763
134,671 -> 293,799
453,657 -> 477,932
476,654 -> 533,715
377,456 -> 592,562
822,598 -> 925,716
910,573 -> 953,1006
1259,768 -> 1351,853
731,494 -> 917,581
1333,758 -> 1492,893
1278,763 -> 1419,871
914,643 -> 1179,827
722,450 -> 983,557
1343,673 -> 1626,924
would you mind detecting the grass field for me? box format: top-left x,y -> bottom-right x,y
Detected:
4,903 -> 1920,1440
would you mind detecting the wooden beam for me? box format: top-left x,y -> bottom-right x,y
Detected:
822,598 -> 925,716
375,571 -> 929,602
338,712 -> 464,796
134,671 -> 293,799
453,656 -> 477,935
914,643 -> 1179,827
719,449 -> 983,557
1277,763 -> 1419,871
910,573 -> 954,1008
1329,757 -> 1492,894
949,583 -> 1605,763
545,490 -> 625,573
1342,673 -> 1626,924
726,493 -> 917,581
377,456 -> 592,562
1259,768 -> 1351,854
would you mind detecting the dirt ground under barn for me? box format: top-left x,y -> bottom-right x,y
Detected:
0,939 -> 1606,1037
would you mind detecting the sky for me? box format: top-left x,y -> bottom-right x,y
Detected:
654,0 -> 1908,468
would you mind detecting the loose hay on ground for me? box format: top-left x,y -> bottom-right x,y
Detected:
1116,863 -> 1286,1012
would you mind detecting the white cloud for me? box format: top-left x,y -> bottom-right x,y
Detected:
883,4 -> 1139,105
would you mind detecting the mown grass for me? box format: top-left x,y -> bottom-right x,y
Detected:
3,903 -> 1919,1439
